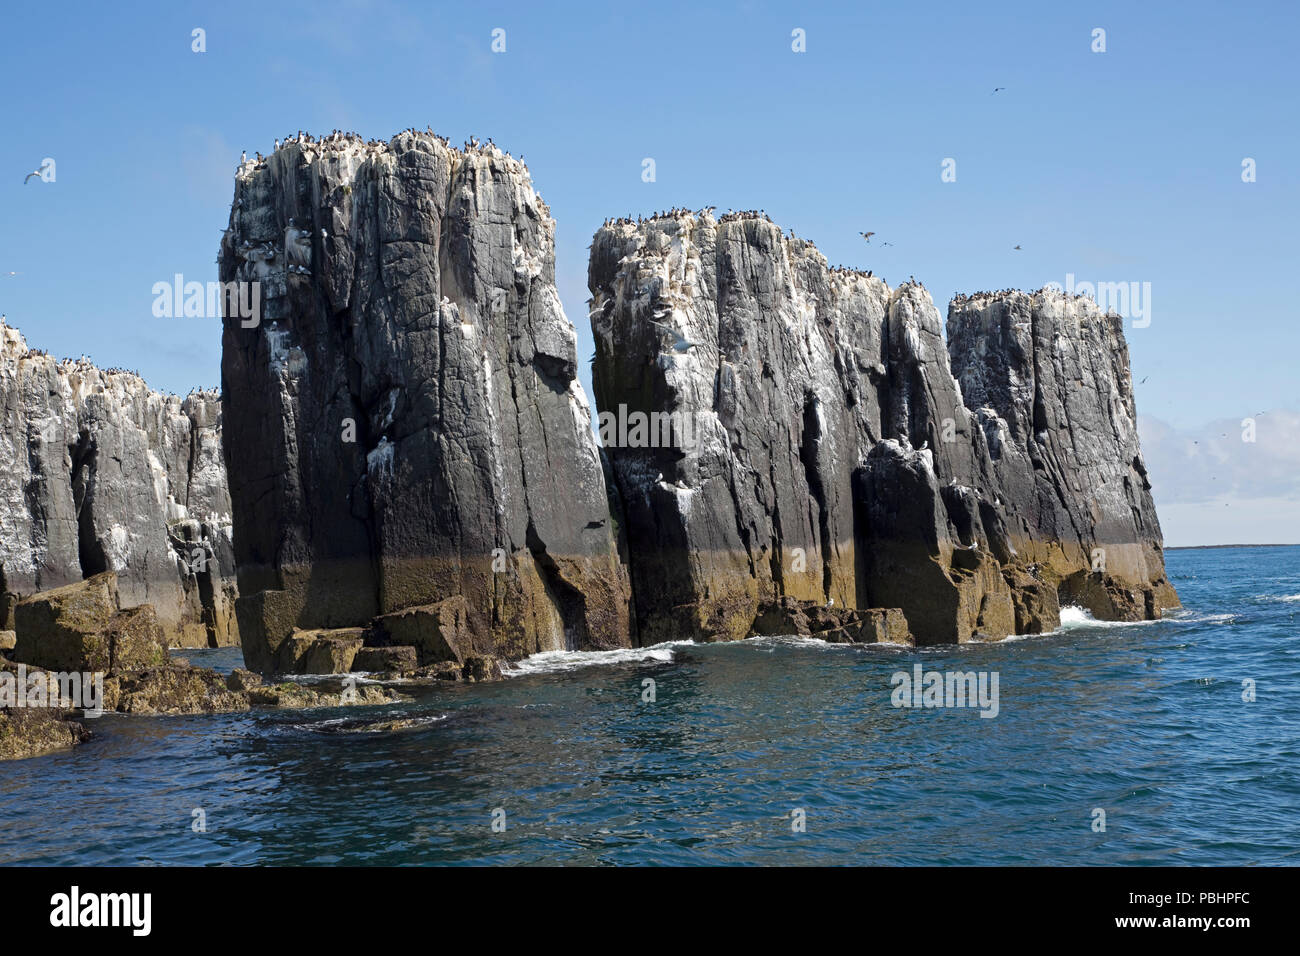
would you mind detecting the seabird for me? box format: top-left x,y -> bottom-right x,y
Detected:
23,169 -> 43,184
1013,244 -> 1022,250
649,320 -> 701,354
992,87 -> 1006,94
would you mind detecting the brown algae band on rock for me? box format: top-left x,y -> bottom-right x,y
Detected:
206,134 -> 1175,673
219,132 -> 633,676
0,572 -> 415,761
589,209 -> 1176,647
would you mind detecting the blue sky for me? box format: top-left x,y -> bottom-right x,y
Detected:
2,0 -> 1297,544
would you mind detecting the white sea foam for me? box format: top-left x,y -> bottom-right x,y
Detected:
502,641 -> 689,677
1058,605 -> 1094,627
744,634 -> 833,649
1056,605 -> 1234,631
1260,593 -> 1300,603
1162,609 -> 1237,625
742,633 -> 910,651
965,630 -> 1036,644
280,672 -> 384,686
1057,605 -> 1163,630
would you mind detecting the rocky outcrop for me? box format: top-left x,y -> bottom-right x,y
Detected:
589,213 -> 885,643
218,132 -> 632,674
0,320 -> 239,648
212,132 -> 1176,663
11,572 -> 169,672
0,573 -> 409,750
752,597 -> 911,645
588,210 -> 1177,644
946,291 -> 1178,619
0,707 -> 90,761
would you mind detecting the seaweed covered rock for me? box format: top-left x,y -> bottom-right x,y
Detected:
0,707 -> 90,761
11,572 -> 168,672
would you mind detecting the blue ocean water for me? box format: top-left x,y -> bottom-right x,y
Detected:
1,545 -> 1297,866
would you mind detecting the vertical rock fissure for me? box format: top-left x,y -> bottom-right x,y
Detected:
71,435 -> 108,579
799,392 -> 833,602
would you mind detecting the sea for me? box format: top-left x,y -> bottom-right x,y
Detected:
1,545 -> 1296,865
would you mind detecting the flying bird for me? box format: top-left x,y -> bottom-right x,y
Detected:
1013,244 -> 1022,250
860,231 -> 875,242
649,320 -> 701,353
992,87 -> 1006,94
23,169 -> 43,184
880,240 -> 894,247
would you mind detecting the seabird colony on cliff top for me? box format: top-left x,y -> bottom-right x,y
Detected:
237,128 -> 527,171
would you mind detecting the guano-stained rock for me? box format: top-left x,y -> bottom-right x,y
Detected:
946,290 -> 1179,620
588,210 -> 1176,645
218,132 -> 633,673
0,319 -> 239,648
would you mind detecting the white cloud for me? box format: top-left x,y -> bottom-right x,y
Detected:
1140,411 -> 1300,545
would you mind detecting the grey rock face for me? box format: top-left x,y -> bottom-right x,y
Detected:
946,290 -> 1178,617
589,211 -> 1176,644
0,319 -> 238,647
218,133 -> 632,672
589,213 -> 886,642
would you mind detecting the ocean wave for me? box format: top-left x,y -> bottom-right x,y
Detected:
1057,605 -> 1236,630
744,633 -> 912,651
744,634 -> 833,649
965,630 -> 1038,644
277,673 -> 385,686
502,642 -> 689,676
1056,606 -> 1156,629
1258,593 -> 1300,603
1163,610 -> 1237,625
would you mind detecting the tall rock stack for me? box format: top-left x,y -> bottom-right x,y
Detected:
946,290 -> 1178,620
219,133 -> 632,673
0,319 -> 239,647
589,211 -> 1177,645
589,212 -> 889,643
